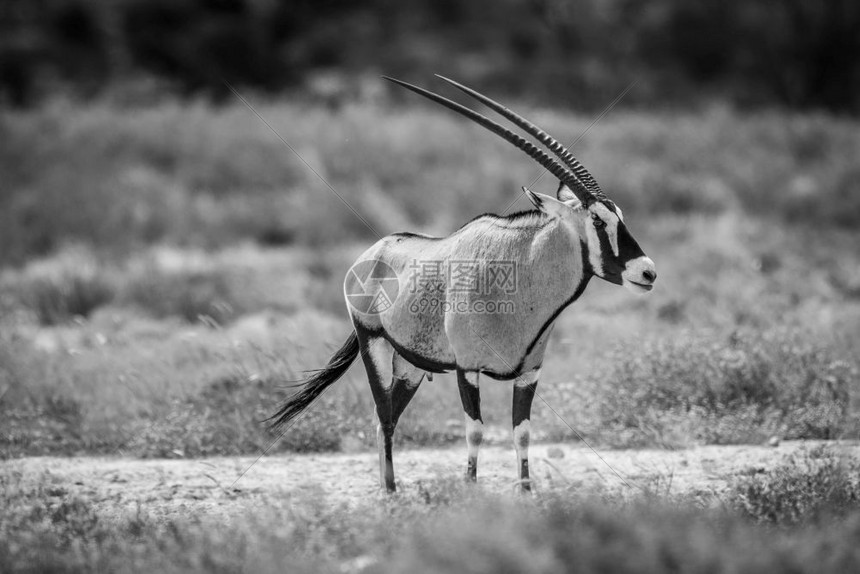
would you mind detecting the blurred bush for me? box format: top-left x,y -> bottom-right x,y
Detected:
4,249 -> 116,325
2,100 -> 859,268
594,330 -> 860,446
727,446 -> 860,525
9,473 -> 860,573
121,267 -> 239,324
1,0 -> 858,114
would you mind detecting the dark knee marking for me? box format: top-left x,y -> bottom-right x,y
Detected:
467,428 -> 484,446
457,371 -> 482,422
512,381 -> 537,428
512,372 -> 538,490
459,371 -> 483,482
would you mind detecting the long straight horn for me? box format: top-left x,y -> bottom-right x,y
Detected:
435,74 -> 602,197
382,76 -> 596,206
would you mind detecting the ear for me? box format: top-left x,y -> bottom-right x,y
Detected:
523,186 -> 568,218
556,182 -> 581,205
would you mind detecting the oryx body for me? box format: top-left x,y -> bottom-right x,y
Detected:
271,76 -> 656,492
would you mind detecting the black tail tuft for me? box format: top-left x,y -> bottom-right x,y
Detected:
268,331 -> 359,430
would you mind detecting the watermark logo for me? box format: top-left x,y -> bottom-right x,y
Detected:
345,258 -> 519,315
407,297 -> 516,315
407,259 -> 517,295
344,259 -> 400,315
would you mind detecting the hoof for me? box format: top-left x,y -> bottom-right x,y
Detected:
465,459 -> 477,482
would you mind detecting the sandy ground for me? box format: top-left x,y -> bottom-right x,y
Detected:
4,440 -> 859,521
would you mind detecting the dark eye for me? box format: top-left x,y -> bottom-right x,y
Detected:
592,216 -> 606,229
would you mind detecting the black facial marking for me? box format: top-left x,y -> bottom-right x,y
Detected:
594,224 -> 623,280
593,207 -> 646,284
616,222 -> 646,263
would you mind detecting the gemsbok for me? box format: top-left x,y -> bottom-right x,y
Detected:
270,76 -> 657,492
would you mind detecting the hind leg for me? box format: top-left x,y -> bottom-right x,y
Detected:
377,353 -> 424,491
456,369 -> 482,482
357,332 -> 426,492
357,332 -> 397,491
391,352 -> 425,425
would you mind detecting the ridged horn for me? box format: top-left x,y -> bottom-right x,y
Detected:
436,74 -> 603,195
434,74 -> 603,197
382,76 -> 597,206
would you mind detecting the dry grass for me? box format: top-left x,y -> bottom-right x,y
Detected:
1,97 -> 860,459
727,445 -> 860,525
2,98 -> 859,266
4,448 -> 860,573
586,330 -> 859,446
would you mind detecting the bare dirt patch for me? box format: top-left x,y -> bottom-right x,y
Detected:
3,440 -> 859,521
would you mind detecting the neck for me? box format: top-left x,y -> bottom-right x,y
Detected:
515,218 -> 593,358
527,218 -> 592,288
460,214 -> 593,296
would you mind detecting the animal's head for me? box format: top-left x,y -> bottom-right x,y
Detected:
525,184 -> 656,293
383,74 -> 656,294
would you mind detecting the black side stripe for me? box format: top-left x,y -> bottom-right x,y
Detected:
358,240 -> 594,381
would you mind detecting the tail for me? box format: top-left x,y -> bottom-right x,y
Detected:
268,331 -> 360,430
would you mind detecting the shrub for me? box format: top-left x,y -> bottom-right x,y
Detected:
595,330 -> 859,446
121,266 -> 240,324
20,273 -> 114,325
124,373 -> 351,457
727,447 -> 860,525
8,475 -> 860,574
3,100 -> 860,268
783,166 -> 860,229
2,248 -> 115,325
388,494 -> 860,574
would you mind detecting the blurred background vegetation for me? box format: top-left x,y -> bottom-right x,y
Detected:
4,5 -> 860,571
1,0 -> 859,460
2,0 -> 859,113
